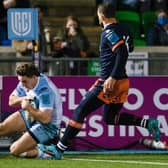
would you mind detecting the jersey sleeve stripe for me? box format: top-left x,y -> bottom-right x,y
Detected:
112,40 -> 124,52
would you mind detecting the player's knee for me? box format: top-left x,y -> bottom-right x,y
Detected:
10,143 -> 20,156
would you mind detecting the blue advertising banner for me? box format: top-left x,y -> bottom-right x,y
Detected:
7,8 -> 38,40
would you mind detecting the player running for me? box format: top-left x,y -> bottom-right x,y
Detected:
39,3 -> 160,159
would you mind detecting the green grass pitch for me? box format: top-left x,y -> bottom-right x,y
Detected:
0,153 -> 168,168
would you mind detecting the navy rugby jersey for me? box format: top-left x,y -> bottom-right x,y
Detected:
99,23 -> 134,80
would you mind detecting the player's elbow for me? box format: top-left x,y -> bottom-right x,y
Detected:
8,96 -> 13,106
8,98 -> 18,107
8,100 -> 16,107
10,142 -> 21,157
8,101 -> 12,107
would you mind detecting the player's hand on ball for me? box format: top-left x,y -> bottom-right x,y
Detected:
21,99 -> 30,110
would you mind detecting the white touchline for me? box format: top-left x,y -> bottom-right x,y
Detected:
68,158 -> 168,166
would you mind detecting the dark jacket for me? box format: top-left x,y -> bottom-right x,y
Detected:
147,23 -> 168,46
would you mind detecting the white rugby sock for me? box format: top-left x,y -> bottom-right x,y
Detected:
37,149 -> 53,159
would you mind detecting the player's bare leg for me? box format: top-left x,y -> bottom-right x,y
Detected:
10,132 -> 53,159
20,147 -> 55,159
0,111 -> 26,135
10,131 -> 37,156
19,148 -> 38,158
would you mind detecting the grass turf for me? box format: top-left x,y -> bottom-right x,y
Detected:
0,153 -> 168,168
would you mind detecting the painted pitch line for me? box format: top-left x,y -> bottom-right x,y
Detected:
65,150 -> 168,155
68,158 -> 168,166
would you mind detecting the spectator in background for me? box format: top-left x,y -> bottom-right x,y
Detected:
49,36 -> 68,75
0,0 -> 30,46
54,15 -> 90,75
51,37 -> 65,58
147,9 -> 168,46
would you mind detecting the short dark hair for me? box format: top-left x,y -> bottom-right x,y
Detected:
16,63 -> 40,77
98,3 -> 116,18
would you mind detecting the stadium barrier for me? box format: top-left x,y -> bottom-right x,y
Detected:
0,50 -> 168,76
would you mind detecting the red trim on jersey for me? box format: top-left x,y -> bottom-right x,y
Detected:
112,40 -> 125,52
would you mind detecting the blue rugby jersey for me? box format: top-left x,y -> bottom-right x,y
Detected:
99,23 -> 134,80
12,74 -> 62,126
